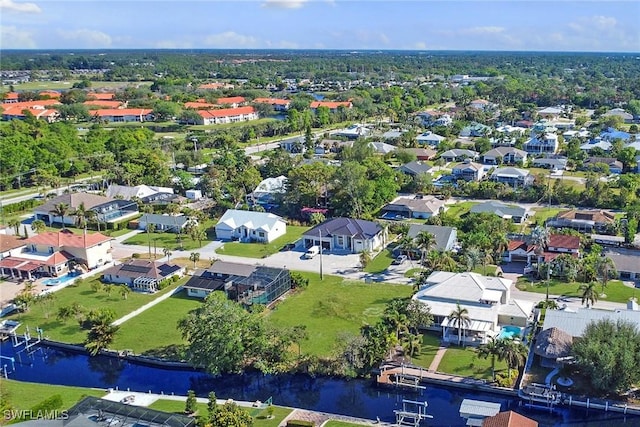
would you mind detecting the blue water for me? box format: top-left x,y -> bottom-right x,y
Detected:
498,325 -> 522,340
3,342 -> 639,426
42,273 -> 77,286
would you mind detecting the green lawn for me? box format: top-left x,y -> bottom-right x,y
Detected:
437,345 -> 508,380
6,277 -> 184,344
123,220 -> 215,252
471,264 -> 501,276
324,422 -> 365,427
364,248 -> 394,273
530,207 -> 563,226
148,400 -> 291,427
516,277 -> 634,303
404,267 -> 423,278
111,290 -> 202,356
267,272 -> 412,357
215,226 -> 309,258
410,332 -> 441,369
445,201 -> 477,218
0,380 -> 105,414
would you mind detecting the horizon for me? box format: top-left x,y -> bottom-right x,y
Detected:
1,0 -> 639,52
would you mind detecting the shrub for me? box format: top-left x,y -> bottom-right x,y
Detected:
132,253 -> 141,259
286,420 -> 314,427
29,394 -> 63,413
495,371 -> 517,387
290,272 -> 309,290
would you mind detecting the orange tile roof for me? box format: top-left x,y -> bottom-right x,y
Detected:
45,251 -> 74,266
197,106 -> 256,119
483,411 -> 537,427
507,240 -> 529,252
93,108 -> 152,117
83,100 -> 123,108
5,92 -> 19,100
310,100 -> 352,109
87,93 -> 116,100
253,97 -> 290,105
556,209 -> 615,224
0,234 -> 25,252
2,99 -> 60,109
27,230 -> 112,249
184,101 -> 218,110
216,96 -> 245,105
1,105 -> 59,119
549,234 -> 580,250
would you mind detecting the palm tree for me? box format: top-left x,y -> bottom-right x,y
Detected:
146,222 -> 156,259
499,338 -> 528,381
477,336 -> 503,382
359,251 -> 372,270
595,255 -> 616,296
50,203 -> 69,229
119,285 -> 131,300
74,202 -> 88,229
402,332 -> 423,358
579,281 -> 599,308
85,209 -> 100,232
163,247 -> 173,263
189,252 -> 200,269
465,247 -> 482,272
396,235 -> 416,264
438,252 -> 459,272
448,303 -> 471,346
31,219 -> 46,234
414,231 -> 436,266
482,251 -> 494,275
8,219 -> 21,236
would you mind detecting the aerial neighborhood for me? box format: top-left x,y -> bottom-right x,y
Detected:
1,49 -> 640,425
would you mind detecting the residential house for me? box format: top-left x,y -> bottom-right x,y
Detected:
440,149 -> 479,163
92,109 -> 154,123
503,240 -> 537,264
402,147 -> 437,160
106,184 -> 175,200
380,196 -> 445,220
87,92 -> 116,101
0,230 -> 112,280
416,110 -> 452,127
247,176 -> 287,209
184,260 -> 291,305
195,106 -> 258,125
215,209 -> 286,243
470,201 -> 529,223
490,167 -> 534,188
333,124 -> 370,139
252,97 -> 291,111
405,224 -> 458,252
138,214 -> 191,233
605,249 -> 640,280
368,141 -> 396,155
546,209 -> 616,234
532,156 -> 568,171
381,129 -> 405,141
482,147 -> 527,165
452,161 -> 485,182
537,106 -> 564,120
482,411 -> 538,427
302,217 -> 387,253
469,99 -> 493,110
398,160 -> 433,177
416,131 -> 446,146
102,259 -> 184,293
504,233 -> 580,264
601,127 -> 631,142
542,305 -> 640,339
412,271 -> 534,345
523,133 -> 559,154
198,82 -> 234,90
34,193 -> 138,227
278,136 -> 305,153
603,108 -> 634,124
2,92 -> 19,103
309,100 -> 352,112
0,235 -> 26,260
562,128 -> 590,141
579,137 -> 612,153
184,101 -> 218,110
83,100 -> 123,109
460,123 -> 492,138
494,125 -> 527,137
583,157 -> 624,174
1,99 -> 61,122
214,96 -> 246,108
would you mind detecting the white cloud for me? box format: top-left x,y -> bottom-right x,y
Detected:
0,0 -> 41,13
0,25 -> 36,48
204,31 -> 258,48
262,0 -> 308,9
461,26 -> 506,35
57,29 -> 112,47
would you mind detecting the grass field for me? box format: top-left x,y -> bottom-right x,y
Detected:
6,277 -> 184,344
437,345 -> 508,380
111,290 -> 202,355
444,201 -> 477,218
516,277 -> 633,303
364,248 -> 394,273
530,207 -> 563,226
267,272 -> 412,356
215,226 -> 309,258
409,332 -> 441,369
122,220 -> 215,252
0,379 -> 105,414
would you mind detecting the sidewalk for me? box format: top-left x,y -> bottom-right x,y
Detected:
112,285 -> 184,326
428,344 -> 448,372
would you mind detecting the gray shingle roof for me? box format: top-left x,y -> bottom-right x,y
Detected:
399,160 -> 433,175
407,224 -> 456,251
470,201 -> 527,219
305,217 -> 383,240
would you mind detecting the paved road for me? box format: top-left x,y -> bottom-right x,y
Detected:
0,174 -> 104,205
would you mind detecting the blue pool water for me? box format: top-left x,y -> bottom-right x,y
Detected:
498,325 -> 522,340
42,273 -> 77,286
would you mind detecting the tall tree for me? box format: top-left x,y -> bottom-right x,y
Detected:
595,255 -> 617,296
477,336 -> 503,382
448,303 -> 471,346
50,203 -> 69,229
414,231 -> 436,267
189,252 -> 200,269
579,282 -> 599,308
499,338 -> 528,380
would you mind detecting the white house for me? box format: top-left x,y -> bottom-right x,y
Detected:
215,209 -> 286,243
490,167 -> 534,188
482,147 -> 527,165
413,271 -> 534,345
102,259 -> 184,293
196,106 -> 258,125
93,109 -> 154,123
416,131 -> 446,146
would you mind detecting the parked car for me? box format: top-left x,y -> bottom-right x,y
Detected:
392,255 -> 408,265
304,245 -> 320,259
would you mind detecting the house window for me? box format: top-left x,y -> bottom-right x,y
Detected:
337,236 -> 344,247
259,232 -> 265,238
49,247 -> 54,254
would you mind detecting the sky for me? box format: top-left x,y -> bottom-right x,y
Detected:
1,0 -> 639,52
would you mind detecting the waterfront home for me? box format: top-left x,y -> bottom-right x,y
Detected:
542,303 -> 640,339
34,193 -> 139,227
482,411 -> 538,427
452,161 -> 485,182
252,97 -> 291,111
533,327 -> 573,368
546,209 -> 616,234
215,209 -> 286,243
0,230 -> 112,280
490,167 -> 534,188
102,259 -> 184,293
412,271 -> 534,345
184,260 -> 290,304
302,217 -> 387,254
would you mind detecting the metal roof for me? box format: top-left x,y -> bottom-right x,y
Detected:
543,307 -> 640,337
459,399 -> 501,418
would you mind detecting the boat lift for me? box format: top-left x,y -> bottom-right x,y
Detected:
393,399 -> 433,426
11,326 -> 43,354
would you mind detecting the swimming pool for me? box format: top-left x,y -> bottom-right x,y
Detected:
42,273 -> 78,286
498,325 -> 522,340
